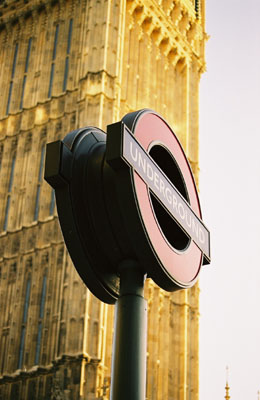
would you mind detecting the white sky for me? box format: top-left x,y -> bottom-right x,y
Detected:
199,1 -> 260,399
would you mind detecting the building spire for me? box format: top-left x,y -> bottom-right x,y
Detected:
225,366 -> 230,400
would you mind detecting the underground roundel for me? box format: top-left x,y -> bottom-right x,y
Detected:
45,109 -> 211,304
106,109 -> 210,290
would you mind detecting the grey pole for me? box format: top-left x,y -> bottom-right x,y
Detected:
110,260 -> 147,400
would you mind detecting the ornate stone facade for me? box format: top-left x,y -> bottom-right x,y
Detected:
0,0 -> 206,398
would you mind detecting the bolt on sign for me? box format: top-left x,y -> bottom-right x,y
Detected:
45,109 -> 211,304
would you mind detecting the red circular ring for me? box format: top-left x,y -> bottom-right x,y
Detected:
133,112 -> 202,285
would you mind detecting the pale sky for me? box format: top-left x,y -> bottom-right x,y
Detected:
199,1 -> 260,399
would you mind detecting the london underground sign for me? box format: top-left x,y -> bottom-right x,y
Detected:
45,109 -> 210,303
106,109 -> 210,291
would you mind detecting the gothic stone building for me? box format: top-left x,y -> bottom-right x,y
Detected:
0,0 -> 206,398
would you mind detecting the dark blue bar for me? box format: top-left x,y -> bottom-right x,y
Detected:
39,275 -> 47,319
22,279 -> 31,324
11,43 -> 19,78
48,63 -> 55,98
67,19 -> 73,55
6,81 -> 13,115
25,38 -> 32,73
17,326 -> 26,369
63,57 -> 69,92
19,76 -> 27,109
8,155 -> 16,192
34,322 -> 42,365
34,185 -> 41,221
38,146 -> 45,181
3,195 -> 11,231
52,25 -> 59,61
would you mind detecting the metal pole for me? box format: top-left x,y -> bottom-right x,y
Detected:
110,260 -> 147,400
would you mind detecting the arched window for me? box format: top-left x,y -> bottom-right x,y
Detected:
63,18 -> 73,92
18,277 -> 31,369
20,37 -> 32,109
35,274 -> 47,365
34,145 -> 45,221
6,43 -> 19,115
48,24 -> 59,98
3,154 -> 16,231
